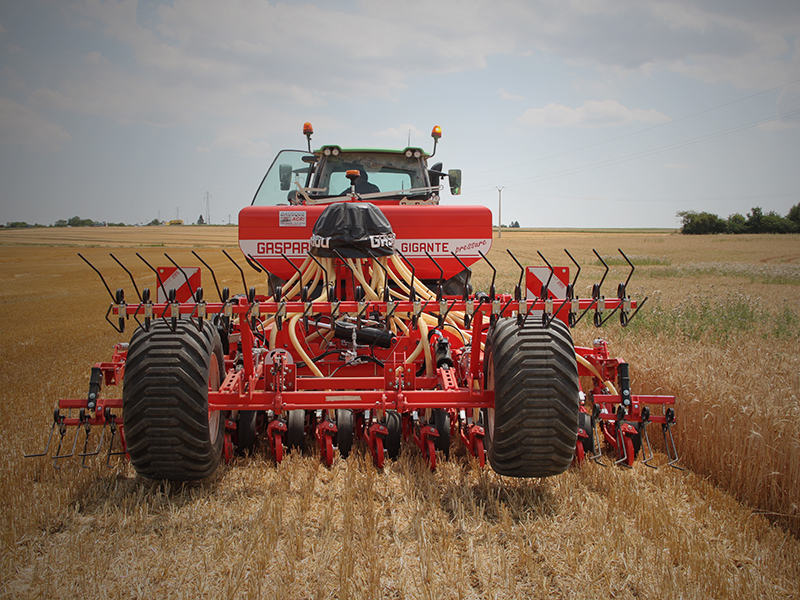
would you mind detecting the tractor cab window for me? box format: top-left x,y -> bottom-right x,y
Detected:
312,152 -> 428,198
251,150 -> 314,206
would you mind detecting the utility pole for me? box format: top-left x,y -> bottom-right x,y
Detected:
496,186 -> 504,238
205,191 -> 211,225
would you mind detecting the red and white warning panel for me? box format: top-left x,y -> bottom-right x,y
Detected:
156,267 -> 201,303
525,266 -> 569,300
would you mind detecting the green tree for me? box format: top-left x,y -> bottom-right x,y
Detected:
746,207 -> 764,233
197,214 -> 205,225
787,203 -> 800,228
677,210 -> 727,234
726,213 -> 747,234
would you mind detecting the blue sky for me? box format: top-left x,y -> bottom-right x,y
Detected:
1,0 -> 799,228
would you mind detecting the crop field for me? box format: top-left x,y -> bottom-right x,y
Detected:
1,226 -> 799,599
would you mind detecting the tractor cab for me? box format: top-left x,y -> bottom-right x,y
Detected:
251,126 -> 462,207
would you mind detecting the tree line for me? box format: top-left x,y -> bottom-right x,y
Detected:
678,204 -> 800,235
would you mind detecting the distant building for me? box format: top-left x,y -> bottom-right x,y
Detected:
168,219 -> 184,226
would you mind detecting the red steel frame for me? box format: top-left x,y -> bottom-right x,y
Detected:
48,291 -> 676,470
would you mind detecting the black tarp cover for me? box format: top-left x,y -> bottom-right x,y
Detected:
309,202 -> 396,258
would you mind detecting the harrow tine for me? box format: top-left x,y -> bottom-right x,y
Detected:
105,420 -> 126,468
395,250 -> 417,301
52,421 -> 80,468
590,405 -> 607,466
662,408 -> 683,470
110,253 -> 142,302
621,296 -> 648,328
223,249 -> 249,296
506,250 -> 530,326
477,250 -> 496,300
24,410 -> 61,458
564,250 -> 581,327
640,407 -> 658,470
192,251 -> 223,302
164,253 -> 197,302
136,253 -> 169,304
78,253 -> 117,303
451,252 -> 472,300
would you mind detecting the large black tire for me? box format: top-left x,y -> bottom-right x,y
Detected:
123,320 -> 224,481
484,317 -> 580,477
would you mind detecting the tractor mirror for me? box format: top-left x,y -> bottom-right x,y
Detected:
448,169 -> 462,195
279,164 -> 293,190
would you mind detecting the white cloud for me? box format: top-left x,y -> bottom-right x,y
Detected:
498,88 -> 524,101
518,99 -> 670,128
0,96 -> 71,151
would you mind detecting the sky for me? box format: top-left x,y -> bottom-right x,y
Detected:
1,0 -> 799,229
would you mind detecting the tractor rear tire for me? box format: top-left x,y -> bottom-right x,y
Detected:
123,320 -> 224,481
484,317 -> 580,478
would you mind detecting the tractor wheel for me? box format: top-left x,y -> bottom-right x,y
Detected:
385,411 -> 402,460
237,411 -> 258,455
484,317 -> 580,478
123,320 -> 224,481
286,410 -> 306,451
432,409 -> 451,458
336,409 -> 354,458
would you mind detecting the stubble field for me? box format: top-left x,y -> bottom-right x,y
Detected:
1,226 -> 799,599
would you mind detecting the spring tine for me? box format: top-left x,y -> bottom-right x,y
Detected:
192,251 -> 223,302
106,424 -> 126,467
79,422 -> 94,469
396,250 -> 418,302
536,251 -> 555,297
590,416 -> 606,466
79,421 -> 107,460
103,304 -> 125,333
640,421 -> 658,470
78,253 -> 117,303
564,249 -> 581,289
663,423 -> 683,470
619,248 -> 635,289
598,304 -> 621,327
109,253 -> 142,303
243,254 -> 263,273
622,296 -> 648,328
366,250 -> 391,302
164,253 -> 197,302
136,253 -> 169,303
222,249 -> 248,295
451,252 -> 472,300
308,253 -> 334,301
477,250 -> 497,300
24,420 -> 58,458
52,423 -> 79,468
592,249 -> 609,293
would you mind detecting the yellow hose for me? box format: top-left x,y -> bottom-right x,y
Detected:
288,314 -> 324,377
575,353 -> 618,395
